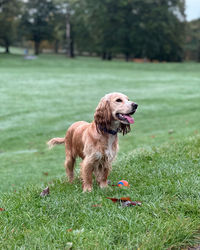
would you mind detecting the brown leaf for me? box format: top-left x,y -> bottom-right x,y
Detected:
120,197 -> 132,201
40,187 -> 50,197
0,208 -> 5,211
106,197 -> 142,207
43,172 -> 49,176
106,197 -> 132,202
67,228 -> 73,232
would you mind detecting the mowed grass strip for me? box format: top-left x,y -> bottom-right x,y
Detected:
0,54 -> 200,192
0,136 -> 200,249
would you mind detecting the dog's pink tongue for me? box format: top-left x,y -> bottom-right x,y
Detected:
124,115 -> 134,124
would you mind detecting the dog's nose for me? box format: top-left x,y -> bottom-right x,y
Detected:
132,103 -> 138,109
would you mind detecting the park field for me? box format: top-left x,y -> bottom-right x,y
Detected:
0,53 -> 200,249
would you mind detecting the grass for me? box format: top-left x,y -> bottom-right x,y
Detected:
0,136 -> 200,249
0,53 -> 200,248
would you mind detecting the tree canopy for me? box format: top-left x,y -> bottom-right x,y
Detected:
0,0 -> 189,62
0,0 -> 21,53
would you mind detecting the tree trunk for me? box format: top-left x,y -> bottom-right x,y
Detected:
69,37 -> 74,58
5,40 -> 10,53
102,51 -> 106,60
34,41 -> 40,55
125,53 -> 130,62
66,6 -> 74,58
5,45 -> 9,53
107,52 -> 112,60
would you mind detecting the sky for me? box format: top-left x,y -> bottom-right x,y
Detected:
185,0 -> 200,21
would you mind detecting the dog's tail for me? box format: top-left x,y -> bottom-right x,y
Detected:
47,137 -> 65,149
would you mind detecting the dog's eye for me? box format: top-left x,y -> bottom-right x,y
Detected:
116,98 -> 122,102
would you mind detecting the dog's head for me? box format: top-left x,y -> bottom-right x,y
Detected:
94,92 -> 138,135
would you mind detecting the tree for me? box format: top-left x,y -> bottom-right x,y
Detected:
54,0 -> 87,58
185,19 -> 200,61
82,0 -> 122,60
139,0 -> 186,61
0,0 -> 21,53
117,0 -> 186,61
79,0 -> 186,61
21,0 -> 55,55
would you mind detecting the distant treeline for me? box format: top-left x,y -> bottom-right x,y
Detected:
0,0 -> 199,61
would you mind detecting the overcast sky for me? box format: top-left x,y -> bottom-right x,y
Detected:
185,0 -> 200,21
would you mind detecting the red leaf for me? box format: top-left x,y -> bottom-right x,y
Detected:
106,197 -> 142,207
120,197 -> 132,201
0,208 -> 5,211
106,197 -> 119,203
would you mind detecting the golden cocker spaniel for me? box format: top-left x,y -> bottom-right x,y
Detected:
47,92 -> 138,192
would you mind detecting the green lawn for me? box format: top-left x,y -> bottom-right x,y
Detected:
0,54 -> 200,249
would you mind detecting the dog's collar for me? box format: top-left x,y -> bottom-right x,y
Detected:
102,127 -> 118,135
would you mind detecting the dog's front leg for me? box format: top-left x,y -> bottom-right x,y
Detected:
80,157 -> 94,192
99,164 -> 110,188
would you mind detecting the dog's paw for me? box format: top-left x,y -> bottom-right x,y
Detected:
83,185 -> 92,192
99,181 -> 108,188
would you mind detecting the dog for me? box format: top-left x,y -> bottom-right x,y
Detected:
47,92 -> 138,192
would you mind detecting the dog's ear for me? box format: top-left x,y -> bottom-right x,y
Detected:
94,98 -> 112,133
118,123 -> 131,135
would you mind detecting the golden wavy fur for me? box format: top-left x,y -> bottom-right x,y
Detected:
47,92 -> 138,192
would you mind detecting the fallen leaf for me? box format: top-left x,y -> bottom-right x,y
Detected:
67,228 -> 73,232
106,197 -> 118,203
106,197 -> 142,207
120,197 -> 132,201
0,208 -> 5,211
40,187 -> 50,197
43,172 -> 49,176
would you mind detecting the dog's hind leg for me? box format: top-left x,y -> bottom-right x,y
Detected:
65,155 -> 75,183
